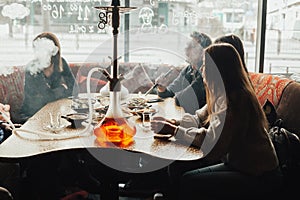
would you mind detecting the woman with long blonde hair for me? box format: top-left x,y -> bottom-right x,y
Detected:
151,43 -> 282,199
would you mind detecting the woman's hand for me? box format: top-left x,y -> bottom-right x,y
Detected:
151,119 -> 177,139
152,116 -> 167,122
153,116 -> 177,125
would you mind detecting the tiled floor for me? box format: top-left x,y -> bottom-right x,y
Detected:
119,197 -> 152,200
119,192 -> 154,200
87,192 -> 154,200
86,181 -> 161,200
87,195 -> 152,200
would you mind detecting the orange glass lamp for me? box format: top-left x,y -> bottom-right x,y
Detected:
93,0 -> 136,146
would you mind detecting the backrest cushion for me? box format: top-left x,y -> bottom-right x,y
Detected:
262,99 -> 278,128
0,66 -> 25,121
70,62 -> 180,94
249,72 -> 293,108
276,82 -> 300,136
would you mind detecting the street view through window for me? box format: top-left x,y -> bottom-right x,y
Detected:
0,0 -> 299,80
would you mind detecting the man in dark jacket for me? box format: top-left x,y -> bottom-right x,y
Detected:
156,32 -> 212,114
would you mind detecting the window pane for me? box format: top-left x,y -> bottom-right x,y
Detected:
0,0 -> 258,73
265,0 -> 300,80
128,0 -> 258,71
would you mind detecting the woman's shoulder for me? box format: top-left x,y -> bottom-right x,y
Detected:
184,64 -> 193,71
61,57 -> 69,66
178,65 -> 193,76
60,57 -> 72,71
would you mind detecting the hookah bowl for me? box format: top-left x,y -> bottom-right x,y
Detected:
94,91 -> 136,147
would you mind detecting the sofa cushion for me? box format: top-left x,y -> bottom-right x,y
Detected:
0,66 -> 25,122
262,99 -> 277,128
276,82 -> 300,136
249,72 -> 293,108
70,62 -> 181,94
122,63 -> 153,93
69,63 -> 108,93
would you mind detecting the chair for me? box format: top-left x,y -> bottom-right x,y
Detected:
0,187 -> 13,200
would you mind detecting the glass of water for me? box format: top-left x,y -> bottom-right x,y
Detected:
142,111 -> 153,131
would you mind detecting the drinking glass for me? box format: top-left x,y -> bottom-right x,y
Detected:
142,111 -> 152,131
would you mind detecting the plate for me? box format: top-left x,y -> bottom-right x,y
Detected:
127,97 -> 148,109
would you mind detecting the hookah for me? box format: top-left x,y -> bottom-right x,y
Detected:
93,0 -> 137,146
7,0 -> 136,143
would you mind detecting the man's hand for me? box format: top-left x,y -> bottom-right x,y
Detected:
0,122 -> 21,132
155,74 -> 169,87
0,104 -> 10,121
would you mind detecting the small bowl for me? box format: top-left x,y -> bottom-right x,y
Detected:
61,113 -> 88,128
71,107 -> 89,113
71,97 -> 96,113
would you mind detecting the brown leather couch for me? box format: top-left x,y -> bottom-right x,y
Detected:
277,81 -> 300,136
0,64 -> 299,138
249,72 -> 300,137
0,63 -> 180,122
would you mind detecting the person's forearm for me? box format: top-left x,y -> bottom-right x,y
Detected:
175,126 -> 206,148
157,88 -> 174,98
52,85 -> 71,99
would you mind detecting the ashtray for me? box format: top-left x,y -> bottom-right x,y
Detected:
61,113 -> 88,128
43,124 -> 67,133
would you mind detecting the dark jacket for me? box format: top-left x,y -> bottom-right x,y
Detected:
157,65 -> 206,114
19,58 -> 78,123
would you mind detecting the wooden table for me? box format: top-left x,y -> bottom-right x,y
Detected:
0,94 -> 203,199
0,94 -> 202,161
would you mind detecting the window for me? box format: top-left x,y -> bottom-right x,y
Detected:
0,0 -> 299,80
265,0 -> 300,80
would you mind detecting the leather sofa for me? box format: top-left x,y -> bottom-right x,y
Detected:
249,72 -> 300,136
0,63 -> 299,138
0,63 -> 299,200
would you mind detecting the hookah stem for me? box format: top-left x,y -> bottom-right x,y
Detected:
111,0 -> 120,87
111,0 -> 121,116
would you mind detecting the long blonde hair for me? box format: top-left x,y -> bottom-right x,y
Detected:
203,43 -> 268,130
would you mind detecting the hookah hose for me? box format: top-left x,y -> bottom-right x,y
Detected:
0,111 -> 15,130
7,69 -> 103,141
144,68 -> 173,96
